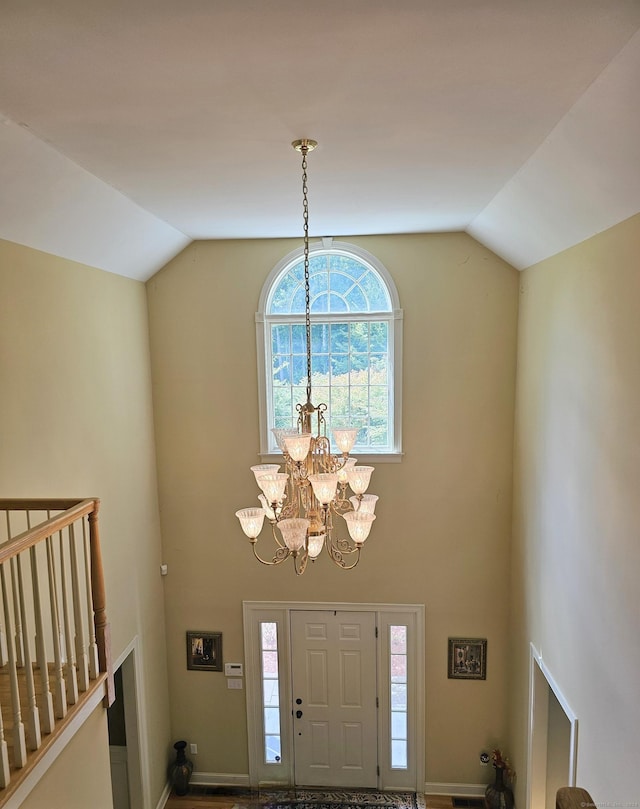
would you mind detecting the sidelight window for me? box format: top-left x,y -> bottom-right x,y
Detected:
390,625 -> 408,769
260,622 -> 282,764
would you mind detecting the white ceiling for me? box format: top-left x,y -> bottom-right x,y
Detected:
1,1 -> 639,281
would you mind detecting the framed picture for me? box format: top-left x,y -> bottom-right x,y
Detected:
186,631 -> 222,671
448,637 -> 487,680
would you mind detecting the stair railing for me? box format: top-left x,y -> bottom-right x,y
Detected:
0,498 -> 113,789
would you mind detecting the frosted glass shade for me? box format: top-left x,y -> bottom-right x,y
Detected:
235,508 -> 265,539
278,518 -> 309,552
346,465 -> 374,495
251,464 -> 280,485
307,533 -> 325,559
272,427 -> 298,451
284,432 -> 313,462
337,457 -> 357,484
308,473 -> 339,505
332,428 -> 358,454
343,511 -> 376,545
258,473 -> 288,503
350,494 -> 378,514
258,494 -> 276,521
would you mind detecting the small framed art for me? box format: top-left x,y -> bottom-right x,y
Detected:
448,637 -> 487,680
186,631 -> 223,671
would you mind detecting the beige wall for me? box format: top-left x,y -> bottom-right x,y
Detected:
22,703 -> 112,809
147,232 -> 519,786
4,205 -> 638,800
0,239 -> 171,807
510,214 -> 640,806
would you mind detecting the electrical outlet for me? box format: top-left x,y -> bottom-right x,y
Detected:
190,743 -> 198,755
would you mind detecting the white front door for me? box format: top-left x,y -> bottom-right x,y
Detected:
291,610 -> 378,788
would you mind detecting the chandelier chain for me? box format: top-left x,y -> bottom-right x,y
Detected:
301,144 -> 312,404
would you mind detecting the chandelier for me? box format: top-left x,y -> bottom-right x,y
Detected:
235,138 -> 379,575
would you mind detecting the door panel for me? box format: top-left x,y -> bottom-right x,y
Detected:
342,723 -> 364,767
308,650 -> 329,705
309,722 -> 330,768
291,610 -> 377,787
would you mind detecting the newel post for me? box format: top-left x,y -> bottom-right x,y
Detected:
88,501 -> 115,707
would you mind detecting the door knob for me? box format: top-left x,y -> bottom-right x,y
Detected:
296,709 -> 303,719
296,698 -> 302,704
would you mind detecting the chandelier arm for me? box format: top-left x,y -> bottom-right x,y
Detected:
251,542 -> 292,566
279,499 -> 297,520
326,540 -> 362,570
268,521 -> 287,549
331,534 -> 360,556
331,490 -> 354,514
293,550 -> 310,576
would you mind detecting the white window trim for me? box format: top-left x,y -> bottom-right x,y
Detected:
256,239 -> 403,462
243,600 -> 424,791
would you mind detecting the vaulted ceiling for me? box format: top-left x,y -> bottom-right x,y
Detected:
1,1 -> 639,281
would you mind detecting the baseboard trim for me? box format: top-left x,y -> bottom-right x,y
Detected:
191,771 -> 252,787
155,780 -> 172,809
424,782 -> 486,797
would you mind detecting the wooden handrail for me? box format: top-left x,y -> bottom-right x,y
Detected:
0,499 -> 98,563
0,499 -> 90,511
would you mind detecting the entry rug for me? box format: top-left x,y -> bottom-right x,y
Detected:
259,788 -> 422,809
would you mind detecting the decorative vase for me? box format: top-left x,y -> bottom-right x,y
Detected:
485,765 -> 514,809
168,740 -> 193,796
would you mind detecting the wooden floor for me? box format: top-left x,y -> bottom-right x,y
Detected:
164,791 -> 461,809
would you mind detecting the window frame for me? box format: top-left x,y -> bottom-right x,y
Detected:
256,239 -> 403,462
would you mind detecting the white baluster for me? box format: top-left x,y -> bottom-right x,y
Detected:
16,551 -> 41,751
0,562 -> 27,768
46,536 -> 67,720
10,557 -> 25,669
26,512 -> 55,734
29,544 -> 55,734
0,626 -> 6,668
69,522 -> 89,692
59,529 -> 78,705
4,514 -> 25,670
0,702 -> 11,788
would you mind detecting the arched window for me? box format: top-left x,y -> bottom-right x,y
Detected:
256,240 -> 403,459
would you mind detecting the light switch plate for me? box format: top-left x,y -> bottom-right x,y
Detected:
227,678 -> 243,689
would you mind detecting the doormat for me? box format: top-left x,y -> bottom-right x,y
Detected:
260,789 -> 420,809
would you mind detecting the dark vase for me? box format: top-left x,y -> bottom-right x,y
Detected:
168,740 -> 193,796
485,765 -> 515,809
